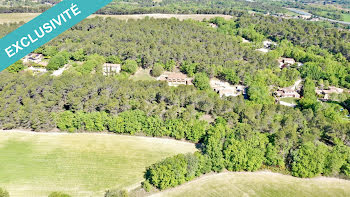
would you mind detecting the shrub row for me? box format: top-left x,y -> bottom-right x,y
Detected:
55,110 -> 208,143
143,120 -> 350,190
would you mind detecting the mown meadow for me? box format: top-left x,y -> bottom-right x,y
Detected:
0,131 -> 196,197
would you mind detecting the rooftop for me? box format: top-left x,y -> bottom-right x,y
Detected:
103,63 -> 121,67
163,72 -> 190,79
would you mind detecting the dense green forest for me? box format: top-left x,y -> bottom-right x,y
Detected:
2,14 -> 349,88
2,12 -> 349,88
0,70 -> 349,191
220,13 -> 350,61
209,16 -> 350,88
43,17 -> 282,85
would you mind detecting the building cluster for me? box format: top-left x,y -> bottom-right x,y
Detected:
275,88 -> 301,99
157,72 -> 193,86
274,82 -> 349,107
23,53 -> 48,74
210,79 -> 246,97
316,86 -> 344,100
103,63 -> 121,76
270,12 -> 313,21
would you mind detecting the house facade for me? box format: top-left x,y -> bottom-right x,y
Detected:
157,72 -> 193,86
278,57 -> 296,68
210,79 -> 247,97
103,63 -> 121,76
275,88 -> 300,98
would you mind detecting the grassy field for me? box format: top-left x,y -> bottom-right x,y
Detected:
0,13 -> 232,24
280,97 -> 299,105
0,13 -> 39,24
152,172 -> 350,197
342,13 -> 350,22
130,68 -> 155,81
285,11 -> 299,17
0,130 -> 196,197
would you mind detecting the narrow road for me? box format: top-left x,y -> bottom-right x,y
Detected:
287,8 -> 350,25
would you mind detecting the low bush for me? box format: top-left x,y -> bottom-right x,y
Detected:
0,188 -> 9,197
48,192 -> 71,197
104,189 -> 128,197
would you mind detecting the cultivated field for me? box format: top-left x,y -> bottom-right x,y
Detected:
91,14 -> 233,21
152,172 -> 350,197
0,13 -> 39,24
0,130 -> 197,197
0,13 -> 232,24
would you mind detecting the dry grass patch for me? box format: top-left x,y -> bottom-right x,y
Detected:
0,13 -> 232,24
90,14 -> 232,21
0,13 -> 39,24
152,171 -> 350,197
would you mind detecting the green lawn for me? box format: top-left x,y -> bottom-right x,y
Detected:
152,172 -> 350,197
130,68 -> 155,81
342,13 -> 350,22
280,97 -> 299,105
0,131 -> 196,197
285,11 -> 299,17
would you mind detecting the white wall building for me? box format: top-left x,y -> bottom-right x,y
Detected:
103,63 -> 121,76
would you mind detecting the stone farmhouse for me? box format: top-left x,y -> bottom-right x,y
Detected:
210,79 -> 246,97
103,63 -> 121,76
23,53 -> 44,64
275,88 -> 301,99
157,72 -> 193,86
316,86 -> 344,100
278,57 -> 296,69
